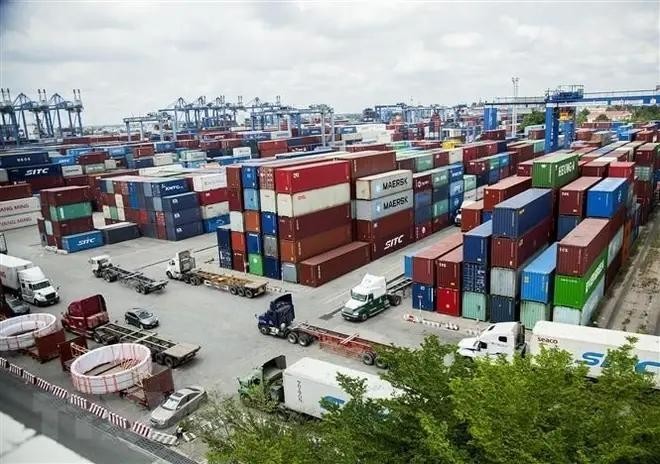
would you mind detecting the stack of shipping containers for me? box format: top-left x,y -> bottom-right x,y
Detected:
462,221 -> 492,320
0,184 -> 39,231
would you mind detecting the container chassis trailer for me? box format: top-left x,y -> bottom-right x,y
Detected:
90,255 -> 168,294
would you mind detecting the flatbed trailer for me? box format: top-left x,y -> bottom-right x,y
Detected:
90,255 -> 167,294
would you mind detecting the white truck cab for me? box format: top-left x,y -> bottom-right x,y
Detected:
342,274 -> 392,321
18,267 -> 59,306
457,322 -> 526,360
165,250 -> 196,280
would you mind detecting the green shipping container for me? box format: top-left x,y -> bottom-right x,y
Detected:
532,140 -> 545,154
520,301 -> 552,329
414,154 -> 434,172
634,166 -> 652,182
463,174 -> 477,191
462,292 -> 489,321
430,168 -> 449,187
248,254 -> 264,276
49,202 -> 92,222
532,152 -> 579,188
487,156 -> 501,170
432,199 -> 449,217
553,250 -> 607,309
109,206 -> 119,220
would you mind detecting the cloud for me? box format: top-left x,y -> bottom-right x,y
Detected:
1,2 -> 657,125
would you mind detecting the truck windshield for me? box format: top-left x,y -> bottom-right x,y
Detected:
31,281 -> 51,290
350,291 -> 368,302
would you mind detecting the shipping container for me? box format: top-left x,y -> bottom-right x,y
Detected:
412,283 -> 435,310
462,292 -> 488,320
586,177 -> 629,219
152,192 -> 199,212
553,276 -> 605,326
277,183 -> 350,218
96,222 -> 140,244
355,189 -> 414,221
463,220 -> 492,264
557,215 -> 582,240
355,170 -> 413,200
274,160 -> 350,194
411,232 -> 463,284
261,212 -> 278,236
281,262 -> 298,283
483,176 -> 532,211
248,254 -> 264,276
0,184 -> 32,201
279,224 -> 352,263
490,267 -> 523,298
45,216 -> 94,237
557,218 -> 609,276
531,152 -> 579,188
554,250 -> 607,309
558,176 -> 602,216
278,203 -> 351,241
412,172 -> 433,192
166,221 -> 203,241
435,246 -> 462,290
0,197 -> 39,218
0,151 -> 49,168
61,230 -> 104,253
460,200 -> 483,232
217,227 -> 232,250
492,188 -> 552,238
462,262 -> 489,293
436,287 -> 461,316
298,242 -> 371,287
607,226 -> 623,267
415,221 -> 432,241
491,218 -> 552,269
489,295 -> 519,323
0,211 -> 40,230
335,151 -> 397,179
520,301 -> 552,329
48,202 -> 92,222
520,243 -> 557,304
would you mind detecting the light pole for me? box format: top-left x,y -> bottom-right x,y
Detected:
511,77 -> 519,137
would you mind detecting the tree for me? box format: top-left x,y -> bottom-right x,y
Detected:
519,110 -> 546,132
595,113 -> 610,122
631,105 -> 660,123
576,108 -> 590,125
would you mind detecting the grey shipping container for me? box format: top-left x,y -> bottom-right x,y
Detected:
490,267 -> 522,298
263,234 -> 279,258
355,189 -> 414,221
355,170 -> 413,200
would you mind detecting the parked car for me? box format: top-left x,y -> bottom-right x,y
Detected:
124,308 -> 159,329
3,296 -> 30,317
150,386 -> 207,428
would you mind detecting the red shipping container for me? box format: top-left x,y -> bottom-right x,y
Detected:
462,145 -> 481,162
461,200 -> 483,232
436,287 -> 461,316
226,166 -> 242,189
466,159 -> 488,175
557,218 -> 609,276
436,246 -> 462,290
278,203 -> 351,241
258,156 -> 333,190
415,221 -> 432,241
412,232 -> 463,284
78,152 -> 108,165
432,150 -> 449,167
40,186 -> 92,206
100,192 -> 116,207
274,160 -> 350,194
483,176 -> 532,212
581,160 -> 610,177
558,177 -> 602,216
198,188 -> 228,206
0,184 -> 32,201
279,224 -> 352,263
356,209 -> 413,242
243,211 -> 261,233
227,188 -> 244,212
258,139 -> 288,153
369,225 -> 414,260
298,242 -> 371,287
346,143 -> 388,153
27,176 -> 64,191
634,179 -> 653,199
517,161 -> 533,177
335,150 -> 397,180
432,214 -> 450,233
491,217 -> 553,269
412,173 -> 432,192
608,162 -> 635,185
634,143 -> 659,166
47,216 -> 94,236
484,141 -> 499,156
231,232 -> 246,253
232,251 -> 246,272
63,175 -> 89,187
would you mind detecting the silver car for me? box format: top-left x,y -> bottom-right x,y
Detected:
150,386 -> 207,429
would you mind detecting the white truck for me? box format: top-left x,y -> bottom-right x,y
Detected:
0,254 -> 59,306
457,321 -> 660,388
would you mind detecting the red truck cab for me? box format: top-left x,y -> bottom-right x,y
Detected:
61,294 -> 109,337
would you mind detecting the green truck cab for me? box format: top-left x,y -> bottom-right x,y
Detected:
341,274 -> 403,322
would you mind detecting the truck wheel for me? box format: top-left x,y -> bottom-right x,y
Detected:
287,332 -> 299,344
375,356 -> 388,369
229,286 -> 238,295
136,285 -> 144,294
237,287 -> 246,297
92,332 -> 103,344
244,288 -> 254,298
103,272 -> 113,282
390,295 -> 402,306
361,352 -> 375,366
259,326 -> 269,336
93,270 -> 101,278
166,271 -> 173,279
191,276 -> 202,286
155,352 -> 164,364
164,356 -> 175,368
360,313 -> 368,322
298,335 -> 311,347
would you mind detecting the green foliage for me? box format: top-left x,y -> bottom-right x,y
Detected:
197,339 -> 660,464
595,113 -> 610,122
577,108 -> 590,126
631,105 -> 660,123
519,110 -> 546,132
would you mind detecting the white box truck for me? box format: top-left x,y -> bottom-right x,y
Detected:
457,321 -> 659,388
0,254 -> 59,306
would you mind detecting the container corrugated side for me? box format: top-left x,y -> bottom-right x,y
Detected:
520,243 -> 557,304
277,183 -> 350,218
520,301 -> 552,329
491,188 -> 553,238
355,170 -> 413,200
355,189 -> 414,221
554,251 -> 607,309
490,267 -> 521,298
552,276 -> 605,325
462,292 -> 488,320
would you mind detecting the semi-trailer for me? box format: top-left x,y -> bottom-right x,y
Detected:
0,254 -> 59,306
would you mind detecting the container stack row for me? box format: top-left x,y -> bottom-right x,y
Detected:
0,184 -> 39,231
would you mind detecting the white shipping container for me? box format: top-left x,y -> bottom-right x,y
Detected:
82,163 -> 106,174
341,132 -> 362,142
0,211 -> 40,232
270,131 -> 290,140
355,170 -> 413,200
62,165 -> 84,177
0,169 -> 8,183
114,194 -> 124,208
117,207 -> 125,221
0,254 -> 33,289
179,150 -> 206,162
200,202 -> 229,219
490,267 -> 521,298
464,189 -> 477,202
44,220 -> 53,235
607,226 -> 623,266
153,153 -> 174,166
0,197 -> 39,218
259,190 -> 277,213
552,276 -> 605,326
355,189 -> 413,221
448,148 -> 463,165
277,183 -> 350,218
192,172 -> 227,192
102,205 -> 111,219
233,147 -> 252,157
476,186 -> 485,201
103,159 -> 118,170
283,357 -> 398,419
229,211 -> 244,232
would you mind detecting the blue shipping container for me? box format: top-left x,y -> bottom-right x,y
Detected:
492,188 -> 552,238
161,208 -> 202,228
449,180 -> 464,197
154,141 -> 176,152
153,192 -> 199,212
241,166 -> 259,189
0,151 -> 50,168
520,243 -> 557,304
586,178 -> 629,219
218,249 -> 233,269
412,283 -> 434,310
488,169 -> 500,185
143,178 -> 189,197
203,215 -> 230,233
217,227 -> 232,251
263,256 -> 281,280
433,184 -> 449,201
489,295 -> 519,322
557,215 -> 581,241
243,188 -> 260,211
261,212 -> 278,236
61,230 -> 104,253
463,221 -> 492,264
414,205 -> 433,224
50,155 -> 77,166
449,195 -> 462,212
482,210 -> 493,222
414,191 -> 432,207
404,254 -> 414,278
448,163 -> 464,182
166,221 -> 203,241
462,262 -> 489,293
7,163 -> 63,182
246,233 -> 262,254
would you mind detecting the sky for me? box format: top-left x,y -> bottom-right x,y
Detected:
1,1 -> 658,126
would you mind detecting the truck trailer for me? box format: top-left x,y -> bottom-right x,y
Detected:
239,356 -> 399,419
0,254 -> 59,306
457,321 -> 660,388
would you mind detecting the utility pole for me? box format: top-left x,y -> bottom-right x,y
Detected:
511,77 -> 519,137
